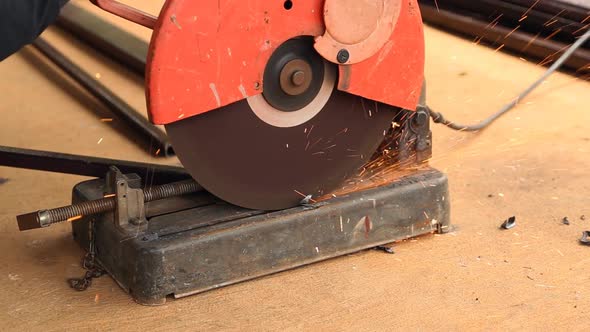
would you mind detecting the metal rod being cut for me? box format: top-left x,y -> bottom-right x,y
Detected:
0,145 -> 189,184
31,37 -> 173,157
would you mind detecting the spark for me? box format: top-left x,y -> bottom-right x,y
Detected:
308,137 -> 323,150
359,167 -> 367,176
97,138 -> 103,144
573,23 -> 590,35
155,148 -> 161,156
504,25 -> 520,39
485,14 -> 503,29
494,44 -> 505,52
100,118 -> 113,122
518,15 -> 528,22
543,28 -> 562,41
293,189 -> 316,203
103,194 -> 116,198
434,0 -> 439,12
67,215 -> 83,222
178,113 -> 185,119
535,284 -> 556,288
537,44 -> 569,66
522,32 -> 540,52
544,9 -> 566,26
544,19 -> 558,27
522,0 -> 540,19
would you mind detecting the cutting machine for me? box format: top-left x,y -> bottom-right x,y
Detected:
94,0 -> 425,210
17,0 -> 450,304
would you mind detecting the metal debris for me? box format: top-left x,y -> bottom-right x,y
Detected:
375,244 -> 395,254
500,216 -> 516,230
300,195 -> 314,205
563,217 -> 570,225
581,215 -> 586,221
579,231 -> 590,246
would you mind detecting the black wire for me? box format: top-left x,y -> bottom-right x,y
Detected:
428,27 -> 590,132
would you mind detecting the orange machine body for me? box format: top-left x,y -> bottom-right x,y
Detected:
146,0 -> 425,125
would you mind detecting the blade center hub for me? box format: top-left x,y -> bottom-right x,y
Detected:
280,59 -> 313,96
262,37 -> 326,112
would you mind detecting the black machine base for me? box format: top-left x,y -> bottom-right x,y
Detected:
71,168 -> 450,305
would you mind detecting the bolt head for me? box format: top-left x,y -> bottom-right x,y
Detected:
337,49 -> 350,64
291,71 -> 306,86
414,111 -> 429,126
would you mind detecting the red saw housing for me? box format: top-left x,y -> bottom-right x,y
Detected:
144,0 -> 425,125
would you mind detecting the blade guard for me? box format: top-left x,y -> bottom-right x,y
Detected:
146,0 -> 424,125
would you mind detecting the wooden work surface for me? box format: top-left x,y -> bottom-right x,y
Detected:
1,1 -> 589,330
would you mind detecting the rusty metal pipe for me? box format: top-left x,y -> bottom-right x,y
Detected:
89,0 -> 157,29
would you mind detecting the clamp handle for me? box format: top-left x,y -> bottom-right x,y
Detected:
90,0 -> 157,29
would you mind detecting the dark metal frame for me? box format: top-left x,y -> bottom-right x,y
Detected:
56,3 -> 147,76
71,167 -> 450,305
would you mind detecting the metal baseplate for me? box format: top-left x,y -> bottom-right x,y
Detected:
71,167 -> 450,305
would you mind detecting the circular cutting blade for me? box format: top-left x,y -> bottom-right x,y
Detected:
166,90 -> 399,210
165,37 -> 400,210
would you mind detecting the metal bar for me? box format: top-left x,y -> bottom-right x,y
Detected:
89,0 -> 157,29
31,37 -> 174,157
423,0 -> 587,45
0,145 -> 189,184
419,4 -> 590,72
57,3 -> 147,76
504,0 -> 590,22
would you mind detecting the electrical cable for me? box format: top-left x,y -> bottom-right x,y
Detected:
428,27 -> 590,132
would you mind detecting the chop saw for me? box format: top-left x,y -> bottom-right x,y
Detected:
15,0 -> 450,304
